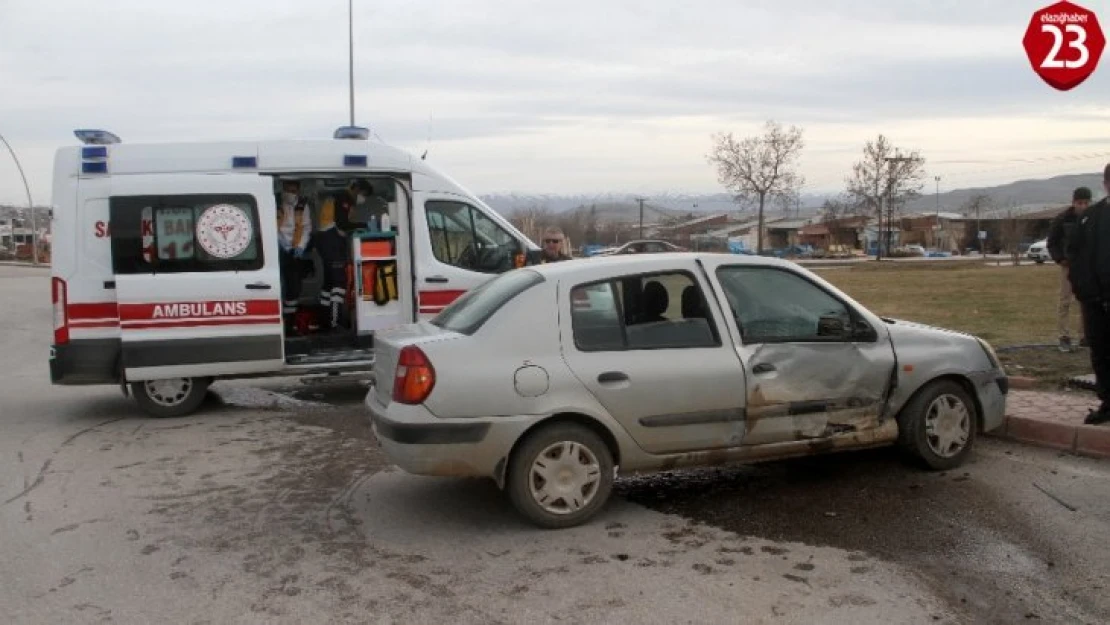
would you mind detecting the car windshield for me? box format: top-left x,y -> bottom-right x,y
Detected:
431,269 -> 545,335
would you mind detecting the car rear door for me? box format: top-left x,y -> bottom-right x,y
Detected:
108,174 -> 284,381
559,263 -> 748,454
705,260 -> 897,446
411,192 -> 528,318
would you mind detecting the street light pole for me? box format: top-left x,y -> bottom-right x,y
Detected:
348,0 -> 355,126
0,131 -> 37,265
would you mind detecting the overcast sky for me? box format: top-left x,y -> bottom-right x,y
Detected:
2,0 -> 1109,205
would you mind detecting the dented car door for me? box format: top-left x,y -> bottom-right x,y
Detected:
709,263 -> 897,446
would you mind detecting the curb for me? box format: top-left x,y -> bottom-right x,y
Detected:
0,261 -> 48,268
988,415 -> 1110,459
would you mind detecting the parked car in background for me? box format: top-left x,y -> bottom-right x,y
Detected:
593,239 -> 686,256
1026,239 -> 1050,264
366,253 -> 1008,529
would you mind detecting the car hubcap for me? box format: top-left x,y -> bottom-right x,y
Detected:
529,441 -> 602,515
924,394 -> 971,458
144,378 -> 194,407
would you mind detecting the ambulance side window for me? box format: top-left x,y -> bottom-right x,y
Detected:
111,194 -> 263,274
425,201 -> 518,274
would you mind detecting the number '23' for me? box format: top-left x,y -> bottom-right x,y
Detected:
1041,23 -> 1090,69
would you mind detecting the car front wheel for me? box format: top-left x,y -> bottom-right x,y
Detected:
897,379 -> 977,470
131,377 -> 211,418
506,423 -> 614,529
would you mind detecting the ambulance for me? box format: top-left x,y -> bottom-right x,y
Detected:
49,126 -> 541,417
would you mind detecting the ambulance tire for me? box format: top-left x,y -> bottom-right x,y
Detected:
131,377 -> 211,418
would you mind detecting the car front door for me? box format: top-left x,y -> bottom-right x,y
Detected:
707,262 -> 897,445
559,265 -> 747,454
412,193 -> 527,319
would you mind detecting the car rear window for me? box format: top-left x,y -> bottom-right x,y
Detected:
431,269 -> 544,335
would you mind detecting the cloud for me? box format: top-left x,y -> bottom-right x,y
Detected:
0,0 -> 1106,202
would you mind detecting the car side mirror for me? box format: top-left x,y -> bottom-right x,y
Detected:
523,249 -> 543,266
816,314 -> 849,338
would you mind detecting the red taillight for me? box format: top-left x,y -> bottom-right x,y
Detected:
52,277 -> 69,345
392,346 -> 436,404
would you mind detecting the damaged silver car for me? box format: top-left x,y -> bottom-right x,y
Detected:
366,253 -> 1008,528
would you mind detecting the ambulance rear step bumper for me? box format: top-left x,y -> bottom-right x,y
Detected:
285,348 -> 375,367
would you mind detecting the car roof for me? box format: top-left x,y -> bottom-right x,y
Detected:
527,252 -> 795,280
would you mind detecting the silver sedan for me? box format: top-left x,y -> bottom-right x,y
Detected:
366,253 -> 1008,528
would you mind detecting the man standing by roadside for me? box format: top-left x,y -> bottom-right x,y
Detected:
1047,186 -> 1092,352
538,226 -> 572,263
1065,167 -> 1110,425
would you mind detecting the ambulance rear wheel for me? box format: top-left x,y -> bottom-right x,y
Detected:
131,377 -> 210,418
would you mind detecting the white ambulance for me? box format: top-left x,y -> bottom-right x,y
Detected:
49,126 -> 541,417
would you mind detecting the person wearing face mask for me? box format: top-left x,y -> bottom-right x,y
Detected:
277,180 -> 313,331
314,180 -> 372,330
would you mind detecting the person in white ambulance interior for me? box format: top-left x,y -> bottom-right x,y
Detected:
277,180 -> 313,330
315,180 -> 371,331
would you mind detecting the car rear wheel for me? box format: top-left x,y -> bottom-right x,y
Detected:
506,423 -> 614,529
131,377 -> 210,418
897,379 -> 977,470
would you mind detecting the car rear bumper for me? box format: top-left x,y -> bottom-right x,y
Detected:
366,388 -> 539,479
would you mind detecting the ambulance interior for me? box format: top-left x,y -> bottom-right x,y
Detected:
272,175 -> 406,365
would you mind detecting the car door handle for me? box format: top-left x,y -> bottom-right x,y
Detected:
753,363 -> 776,374
245,282 -> 272,290
598,371 -> 629,383
425,276 -> 449,284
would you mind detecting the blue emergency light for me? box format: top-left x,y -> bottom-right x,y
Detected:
74,129 -> 122,145
343,154 -> 368,167
333,125 -> 370,140
232,156 -> 258,168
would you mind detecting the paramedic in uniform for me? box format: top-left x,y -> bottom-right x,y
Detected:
277,180 -> 312,329
315,180 -> 371,330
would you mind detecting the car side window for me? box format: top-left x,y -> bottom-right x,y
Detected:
426,201 -> 518,274
571,271 -> 720,351
715,266 -> 855,343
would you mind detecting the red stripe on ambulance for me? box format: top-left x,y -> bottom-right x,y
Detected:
418,290 -> 465,314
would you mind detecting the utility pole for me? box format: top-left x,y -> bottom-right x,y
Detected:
636,197 -> 646,239
348,0 -> 355,126
0,131 -> 37,265
934,175 -> 941,250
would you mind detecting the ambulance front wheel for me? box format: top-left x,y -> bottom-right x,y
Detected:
131,377 -> 211,418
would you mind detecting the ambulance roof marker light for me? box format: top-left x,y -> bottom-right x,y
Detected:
73,129 -> 122,145
333,125 -> 370,140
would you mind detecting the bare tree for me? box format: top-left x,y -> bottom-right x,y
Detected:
999,209 -> 1026,266
508,204 -> 554,243
820,194 -> 858,223
844,134 -> 926,258
708,120 -> 805,254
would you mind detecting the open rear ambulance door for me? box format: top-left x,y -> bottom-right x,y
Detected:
108,174 -> 285,381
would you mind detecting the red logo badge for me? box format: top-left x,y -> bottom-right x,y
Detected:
1023,1 -> 1105,91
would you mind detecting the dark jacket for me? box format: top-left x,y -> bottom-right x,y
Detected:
1047,206 -> 1078,264
1065,197 -> 1110,302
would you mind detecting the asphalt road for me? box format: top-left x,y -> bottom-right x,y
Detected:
2,265 -> 1107,624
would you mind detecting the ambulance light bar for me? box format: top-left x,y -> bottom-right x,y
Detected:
334,125 -> 370,140
74,129 -> 122,145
